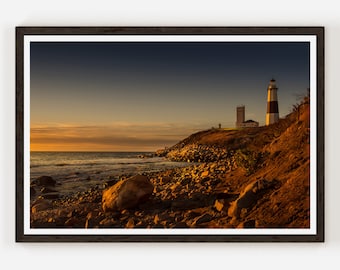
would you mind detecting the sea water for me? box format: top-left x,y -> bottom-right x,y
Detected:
30,152 -> 189,196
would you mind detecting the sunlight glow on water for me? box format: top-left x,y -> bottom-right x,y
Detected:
30,152 -> 189,196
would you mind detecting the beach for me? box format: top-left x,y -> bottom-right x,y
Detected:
30,152 -> 190,198
30,101 -> 311,229
30,150 -> 238,229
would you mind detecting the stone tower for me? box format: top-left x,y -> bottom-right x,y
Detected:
236,105 -> 245,128
266,79 -> 279,125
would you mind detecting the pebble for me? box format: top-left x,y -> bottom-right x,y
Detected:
214,199 -> 225,212
126,218 -> 135,228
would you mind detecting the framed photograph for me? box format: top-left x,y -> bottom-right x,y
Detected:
16,27 -> 324,242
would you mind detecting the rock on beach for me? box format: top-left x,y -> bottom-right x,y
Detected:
31,175 -> 56,187
102,175 -> 154,212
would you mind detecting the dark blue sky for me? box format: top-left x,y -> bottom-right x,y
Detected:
30,42 -> 310,151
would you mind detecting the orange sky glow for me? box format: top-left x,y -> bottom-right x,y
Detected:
30,122 -> 201,152
30,42 -> 310,152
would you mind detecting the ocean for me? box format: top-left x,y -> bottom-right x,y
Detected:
30,152 -> 189,197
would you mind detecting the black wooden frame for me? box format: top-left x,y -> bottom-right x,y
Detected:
16,27 -> 325,242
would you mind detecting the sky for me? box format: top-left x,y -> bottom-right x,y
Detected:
30,41 -> 310,151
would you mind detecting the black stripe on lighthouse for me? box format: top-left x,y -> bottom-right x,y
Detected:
267,101 -> 279,113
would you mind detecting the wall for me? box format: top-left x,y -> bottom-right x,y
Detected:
1,1 -> 339,269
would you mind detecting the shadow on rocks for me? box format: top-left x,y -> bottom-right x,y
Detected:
138,192 -> 239,213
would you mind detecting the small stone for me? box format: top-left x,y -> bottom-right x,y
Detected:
154,214 -> 160,224
201,171 -> 209,178
84,211 -> 99,228
86,212 -> 93,220
121,209 -> 129,215
135,221 -> 145,227
210,163 -> 217,171
126,218 -> 135,228
170,183 -> 181,193
99,217 -> 115,226
67,211 -> 74,218
214,199 -> 225,212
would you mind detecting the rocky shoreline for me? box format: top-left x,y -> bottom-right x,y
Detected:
30,101 -> 311,229
29,149 -> 291,229
30,156 -> 243,228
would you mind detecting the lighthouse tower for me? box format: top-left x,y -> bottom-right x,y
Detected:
266,79 -> 279,125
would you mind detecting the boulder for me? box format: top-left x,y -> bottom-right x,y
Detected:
228,179 -> 274,219
102,175 -> 154,212
31,176 -> 56,187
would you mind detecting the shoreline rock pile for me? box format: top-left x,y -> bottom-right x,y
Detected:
163,143 -> 232,162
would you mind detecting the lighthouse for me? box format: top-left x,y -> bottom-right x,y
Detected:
266,79 -> 279,125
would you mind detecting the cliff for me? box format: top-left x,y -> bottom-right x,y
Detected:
154,97 -> 311,228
